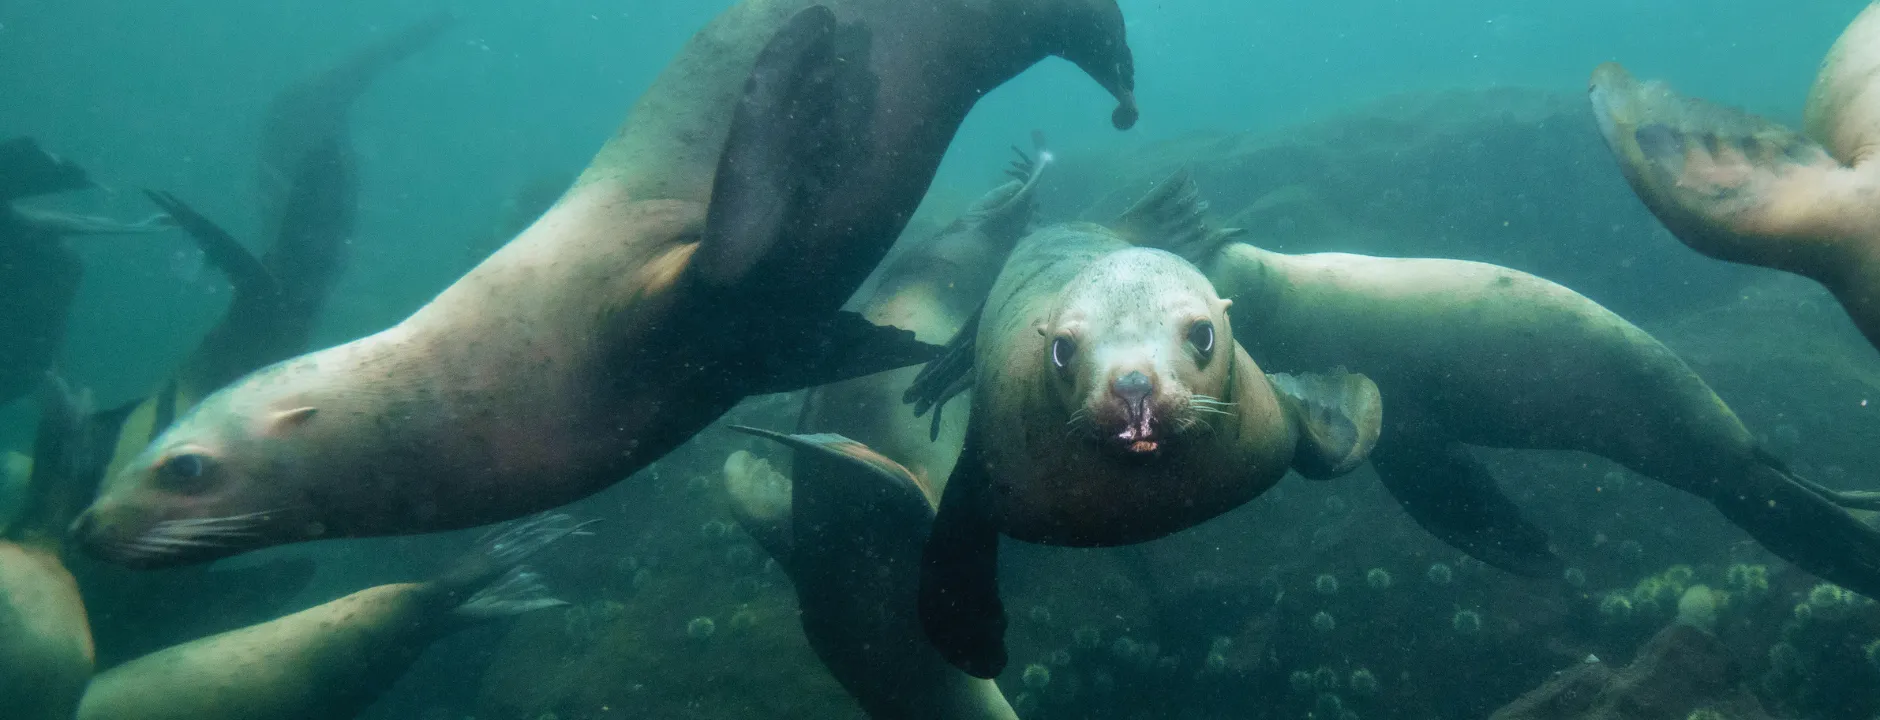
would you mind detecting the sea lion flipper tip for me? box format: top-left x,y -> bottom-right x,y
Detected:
1269,370 -> 1382,479
141,190 -> 280,298
729,426 -> 934,507
919,431 -> 1008,679
741,313 -> 943,396
1369,435 -> 1563,578
0,136 -> 92,202
1589,62 -> 1866,283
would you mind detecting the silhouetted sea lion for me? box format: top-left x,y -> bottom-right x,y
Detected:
77,0 -> 1138,567
76,513 -> 582,720
0,138 -> 172,408
742,178 -> 1383,678
1588,2 -> 1880,352
1144,170 -> 1880,600
724,145 -> 1048,719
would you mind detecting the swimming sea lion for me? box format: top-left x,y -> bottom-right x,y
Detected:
1587,2 -> 1880,352
723,146 -> 1048,719
1149,170 -> 1880,599
0,138 -> 173,408
75,512 -> 582,720
742,178 -> 1383,678
77,0 -> 1139,566
0,378 -> 110,720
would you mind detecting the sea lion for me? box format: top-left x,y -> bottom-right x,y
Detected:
76,0 -> 1139,567
722,145 -> 1049,719
0,378 -> 110,720
0,137 -> 173,408
741,178 -> 1384,678
75,512 -> 582,720
1132,170 -> 1880,599
1587,2 -> 1880,352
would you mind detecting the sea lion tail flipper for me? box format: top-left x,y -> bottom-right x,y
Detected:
1369,435 -> 1564,578
905,305 -> 982,434
1588,62 -> 1874,282
728,425 -> 936,508
692,5 -> 875,293
741,312 -> 944,396
1268,369 -> 1383,479
966,132 -> 1053,244
0,136 -> 92,201
438,512 -> 594,620
1709,465 -> 1880,601
720,449 -> 796,564
141,190 -> 279,298
1112,167 -> 1246,266
919,429 -> 1007,679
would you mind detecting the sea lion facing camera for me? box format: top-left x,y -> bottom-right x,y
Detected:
1588,2 -> 1880,352
740,178 -> 1383,678
76,0 -> 1138,567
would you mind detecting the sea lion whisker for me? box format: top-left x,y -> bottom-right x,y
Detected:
134,533 -> 230,550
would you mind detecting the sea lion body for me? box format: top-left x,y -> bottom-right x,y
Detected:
972,228 -> 1292,545
1204,241 -> 1880,597
1589,2 -> 1880,351
0,543 -> 91,720
78,0 -> 1139,566
75,513 -> 579,720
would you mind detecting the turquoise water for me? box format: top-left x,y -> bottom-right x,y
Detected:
5,1 -> 1880,718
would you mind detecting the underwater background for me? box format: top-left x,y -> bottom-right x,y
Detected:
4,0 -> 1880,718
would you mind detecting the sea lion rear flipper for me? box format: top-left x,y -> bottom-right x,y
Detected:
1708,464 -> 1880,601
446,512 -> 592,620
904,304 -> 982,440
692,5 -> 875,293
1368,432 -> 1564,578
918,428 -> 1007,679
1112,168 -> 1245,266
742,312 -> 944,396
0,136 -> 92,202
1269,370 -> 1383,479
141,190 -> 278,298
727,425 -> 937,508
1588,63 -> 1873,281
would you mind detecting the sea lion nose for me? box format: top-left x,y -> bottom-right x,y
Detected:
1112,371 -> 1154,409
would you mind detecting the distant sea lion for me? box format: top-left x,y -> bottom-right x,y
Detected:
0,137 -> 172,408
0,378 -> 110,720
77,0 -> 1138,566
75,513 -> 582,720
724,146 -> 1048,719
1587,3 -> 1880,352
1160,171 -> 1880,599
743,178 -> 1383,678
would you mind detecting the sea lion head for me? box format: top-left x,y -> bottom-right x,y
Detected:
1040,245 -> 1233,461
73,366 -> 322,568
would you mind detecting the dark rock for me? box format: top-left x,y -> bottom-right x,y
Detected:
1490,624 -> 1781,720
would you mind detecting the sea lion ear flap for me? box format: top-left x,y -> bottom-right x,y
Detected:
263,407 -> 319,436
1111,168 -> 1245,266
692,6 -> 877,291
1268,369 -> 1383,480
1587,62 -> 1858,275
918,428 -> 1008,679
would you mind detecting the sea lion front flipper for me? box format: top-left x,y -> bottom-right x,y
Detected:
1111,167 -> 1245,266
727,425 -> 937,507
905,304 -> 982,440
1368,432 -> 1565,579
741,312 -> 944,396
140,190 -> 278,298
1268,370 -> 1383,479
0,136 -> 92,201
693,5 -> 875,293
1588,63 -> 1873,281
918,427 -> 1007,679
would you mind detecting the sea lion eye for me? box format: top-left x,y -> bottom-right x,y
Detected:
1050,337 -> 1077,370
1188,320 -> 1215,358
164,453 -> 205,479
